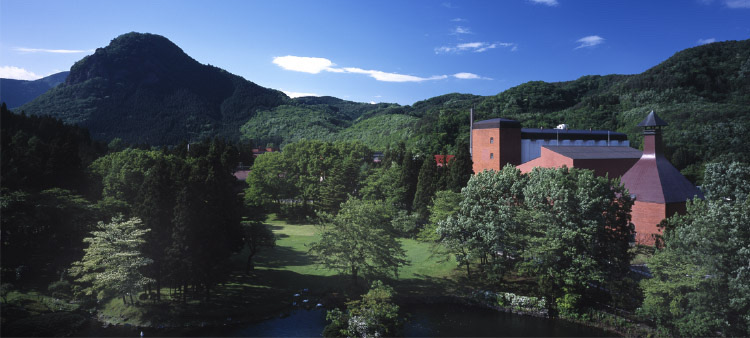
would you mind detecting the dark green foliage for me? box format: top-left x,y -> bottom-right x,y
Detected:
89,139 -> 245,301
438,167 -> 635,314
309,197 -> 407,285
1,105 -> 105,193
640,162 -> 750,336
244,140 -> 372,219
242,222 -> 276,273
20,32 -> 288,145
0,188 -> 98,286
412,154 -> 438,220
323,280 -> 402,337
448,140 -> 473,192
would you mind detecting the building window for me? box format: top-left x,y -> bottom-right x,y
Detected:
490,137 -> 494,144
490,153 -> 494,159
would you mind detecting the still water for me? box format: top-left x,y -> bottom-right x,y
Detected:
79,303 -> 614,337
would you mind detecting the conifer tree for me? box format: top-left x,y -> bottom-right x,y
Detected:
448,140 -> 473,192
412,155 -> 438,220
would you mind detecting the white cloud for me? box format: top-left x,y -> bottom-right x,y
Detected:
343,67 -> 448,82
575,35 -> 605,49
532,0 -> 559,5
0,66 -> 42,80
282,90 -> 320,98
453,72 -> 480,79
273,55 -> 488,83
451,18 -> 466,22
725,0 -> 750,8
453,26 -> 472,34
529,0 -> 559,6
14,47 -> 92,54
697,38 -> 717,45
435,41 -> 517,54
369,101 -> 377,104
272,56 -> 334,74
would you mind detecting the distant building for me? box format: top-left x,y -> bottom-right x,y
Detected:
620,112 -> 703,245
470,111 -> 702,245
434,154 -> 455,167
252,147 -> 278,158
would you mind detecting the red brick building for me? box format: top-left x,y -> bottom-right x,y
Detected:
470,111 -> 702,245
620,111 -> 703,245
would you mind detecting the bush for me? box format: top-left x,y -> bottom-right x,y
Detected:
48,280 -> 72,300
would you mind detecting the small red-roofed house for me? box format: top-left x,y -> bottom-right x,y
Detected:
434,154 -> 455,167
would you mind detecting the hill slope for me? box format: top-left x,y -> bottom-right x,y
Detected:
0,72 -> 69,108
20,32 -> 289,145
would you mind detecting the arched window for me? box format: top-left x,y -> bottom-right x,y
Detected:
490,137 -> 494,144
490,153 -> 494,159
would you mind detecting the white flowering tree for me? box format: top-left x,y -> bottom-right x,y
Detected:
70,216 -> 153,305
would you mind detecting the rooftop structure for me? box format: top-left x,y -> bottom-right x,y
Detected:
621,111 -> 703,244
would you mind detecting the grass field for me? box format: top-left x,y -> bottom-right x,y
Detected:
91,215 -> 462,327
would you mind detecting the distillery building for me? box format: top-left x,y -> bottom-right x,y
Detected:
470,111 -> 702,245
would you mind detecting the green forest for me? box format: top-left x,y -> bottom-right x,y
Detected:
2,33 -> 750,336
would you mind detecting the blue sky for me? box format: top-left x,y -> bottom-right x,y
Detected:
1,0 -> 748,105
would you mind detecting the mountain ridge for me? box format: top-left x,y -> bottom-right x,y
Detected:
0,71 -> 69,108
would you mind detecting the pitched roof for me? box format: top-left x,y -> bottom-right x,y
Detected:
637,111 -> 669,127
621,156 -> 703,203
544,146 -> 642,159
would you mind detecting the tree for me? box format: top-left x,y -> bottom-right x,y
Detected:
361,162 -> 407,209
309,197 -> 407,286
437,166 -> 634,314
243,222 -> 276,273
412,154 -> 438,220
323,280 -> 402,337
520,167 -> 633,315
437,166 -> 526,279
447,140 -> 473,192
69,216 -> 153,305
640,161 -> 750,336
419,190 -> 462,242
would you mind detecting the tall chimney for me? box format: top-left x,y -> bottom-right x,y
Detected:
469,107 -> 474,155
638,111 -> 668,157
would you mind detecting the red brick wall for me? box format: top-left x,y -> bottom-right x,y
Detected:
632,201 -> 667,245
472,128 -> 501,173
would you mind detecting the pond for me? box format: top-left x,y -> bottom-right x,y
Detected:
78,303 -> 614,337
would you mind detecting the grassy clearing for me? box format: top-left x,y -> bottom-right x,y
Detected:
94,215 -> 461,327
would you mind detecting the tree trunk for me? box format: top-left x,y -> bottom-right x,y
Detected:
130,293 -> 134,305
122,295 -> 127,305
351,267 -> 358,287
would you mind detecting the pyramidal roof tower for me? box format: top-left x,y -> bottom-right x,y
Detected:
621,111 -> 703,244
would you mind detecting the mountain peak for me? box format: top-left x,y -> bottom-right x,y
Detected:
67,32 -> 195,85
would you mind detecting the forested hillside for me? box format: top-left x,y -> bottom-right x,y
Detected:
19,33 -> 289,145
13,33 -> 750,182
0,71 -> 68,108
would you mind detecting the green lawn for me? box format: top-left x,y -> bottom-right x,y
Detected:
93,215 -> 461,326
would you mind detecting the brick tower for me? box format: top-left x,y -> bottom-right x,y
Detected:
621,111 -> 703,245
471,118 -> 522,173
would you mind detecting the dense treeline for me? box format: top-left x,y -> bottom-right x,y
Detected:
640,161 -> 750,336
1,107 -> 252,305
15,34 -> 749,186
437,166 -> 635,316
